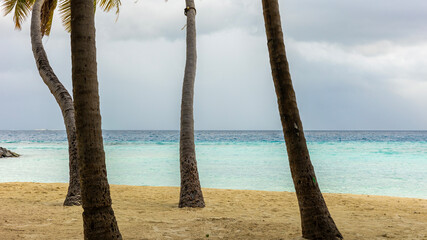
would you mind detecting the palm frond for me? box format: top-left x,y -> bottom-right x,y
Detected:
58,0 -> 69,32
1,0 -> 34,30
98,0 -> 120,16
40,0 -> 57,36
58,0 -> 120,33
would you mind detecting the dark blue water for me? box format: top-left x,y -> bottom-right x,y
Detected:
2,130 -> 427,143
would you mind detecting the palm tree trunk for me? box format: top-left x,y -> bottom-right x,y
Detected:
178,0 -> 205,208
30,0 -> 81,206
261,1 -> 343,239
70,0 -> 122,238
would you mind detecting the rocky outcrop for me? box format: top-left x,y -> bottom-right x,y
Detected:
0,147 -> 20,158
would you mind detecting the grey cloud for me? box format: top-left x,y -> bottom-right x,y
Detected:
281,0 -> 427,44
1,0 -> 427,130
96,0 -> 427,45
95,0 -> 264,41
286,41 -> 427,130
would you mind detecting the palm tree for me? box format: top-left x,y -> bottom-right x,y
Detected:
178,0 -> 205,208
261,0 -> 343,239
1,0 -> 120,206
30,0 -> 80,206
70,0 -> 121,237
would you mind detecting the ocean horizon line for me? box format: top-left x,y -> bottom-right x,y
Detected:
1,129 -> 427,132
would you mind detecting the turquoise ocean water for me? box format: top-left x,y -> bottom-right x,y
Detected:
0,130 -> 426,199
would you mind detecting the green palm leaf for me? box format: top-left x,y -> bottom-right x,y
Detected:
40,0 -> 57,36
1,0 -> 34,29
59,0 -> 120,33
2,0 -> 120,34
57,0 -> 69,32
98,0 -> 120,15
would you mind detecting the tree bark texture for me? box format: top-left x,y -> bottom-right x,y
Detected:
70,0 -> 122,238
178,0 -> 205,208
30,0 -> 81,206
261,1 -> 343,239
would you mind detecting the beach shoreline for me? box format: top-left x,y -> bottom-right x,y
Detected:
0,182 -> 426,239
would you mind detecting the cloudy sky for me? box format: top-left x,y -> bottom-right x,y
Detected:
1,0 -> 427,130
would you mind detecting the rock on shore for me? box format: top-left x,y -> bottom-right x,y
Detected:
0,147 -> 19,158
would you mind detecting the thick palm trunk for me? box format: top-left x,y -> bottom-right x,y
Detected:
70,0 -> 122,238
30,0 -> 81,206
178,0 -> 205,208
261,1 -> 343,239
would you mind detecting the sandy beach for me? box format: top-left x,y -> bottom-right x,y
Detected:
0,182 -> 425,239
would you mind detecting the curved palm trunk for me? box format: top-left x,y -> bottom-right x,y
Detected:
178,0 -> 205,208
30,0 -> 81,206
71,0 -> 122,238
261,1 -> 343,239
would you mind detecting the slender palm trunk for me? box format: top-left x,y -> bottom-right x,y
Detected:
30,0 -> 81,206
70,0 -> 122,238
178,0 -> 205,208
261,1 -> 343,239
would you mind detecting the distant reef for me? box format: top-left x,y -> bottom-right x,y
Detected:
0,147 -> 20,158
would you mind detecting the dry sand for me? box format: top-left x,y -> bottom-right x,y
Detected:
0,182 -> 426,239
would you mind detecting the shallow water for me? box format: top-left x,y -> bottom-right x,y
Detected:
1,130 -> 426,198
